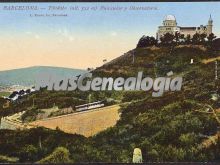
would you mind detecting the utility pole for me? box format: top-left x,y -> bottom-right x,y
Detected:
211,60 -> 219,101
88,94 -> 92,103
215,60 -> 218,80
215,60 -> 219,93
154,62 -> 158,78
32,98 -> 35,108
132,50 -> 135,64
39,136 -> 42,149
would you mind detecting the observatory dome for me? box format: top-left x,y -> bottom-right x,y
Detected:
164,15 -> 176,21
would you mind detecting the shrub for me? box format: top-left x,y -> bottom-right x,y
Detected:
38,147 -> 72,163
0,155 -> 18,163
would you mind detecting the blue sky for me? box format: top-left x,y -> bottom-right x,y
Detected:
0,2 -> 220,70
1,2 -> 220,36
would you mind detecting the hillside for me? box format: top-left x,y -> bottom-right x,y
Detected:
88,45 -> 220,162
0,45 -> 219,163
0,66 -> 86,87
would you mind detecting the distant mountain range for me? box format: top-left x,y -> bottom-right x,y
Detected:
0,66 -> 86,87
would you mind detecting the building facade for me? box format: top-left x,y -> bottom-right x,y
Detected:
156,15 -> 213,40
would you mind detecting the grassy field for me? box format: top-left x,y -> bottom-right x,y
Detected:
30,105 -> 120,137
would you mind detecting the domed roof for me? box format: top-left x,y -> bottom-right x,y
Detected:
164,15 -> 176,21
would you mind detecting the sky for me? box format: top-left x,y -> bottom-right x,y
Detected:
0,2 -> 220,71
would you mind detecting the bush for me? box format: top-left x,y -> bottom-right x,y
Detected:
212,38 -> 220,51
137,36 -> 158,48
38,147 -> 72,163
0,155 -> 18,163
19,145 -> 38,162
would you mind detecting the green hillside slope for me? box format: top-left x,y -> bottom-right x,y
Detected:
0,45 -> 219,163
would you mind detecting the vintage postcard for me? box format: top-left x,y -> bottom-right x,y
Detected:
0,1 -> 220,164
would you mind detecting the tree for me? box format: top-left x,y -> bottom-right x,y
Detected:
179,133 -> 197,147
174,32 -> 181,44
212,38 -> 220,51
19,145 -> 38,162
147,149 -> 160,162
200,33 -> 207,44
185,35 -> 191,44
180,34 -> 185,43
163,145 -> 186,161
137,36 -> 158,48
160,33 -> 175,45
207,33 -> 216,43
192,33 -> 200,44
37,147 -> 72,163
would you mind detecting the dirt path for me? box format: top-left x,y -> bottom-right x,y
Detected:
199,132 -> 219,149
202,56 -> 220,64
196,106 -> 220,149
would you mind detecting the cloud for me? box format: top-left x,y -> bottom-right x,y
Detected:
58,28 -> 75,42
110,31 -> 117,36
26,31 -> 32,35
35,34 -> 40,39
69,36 -> 75,42
25,31 -> 40,40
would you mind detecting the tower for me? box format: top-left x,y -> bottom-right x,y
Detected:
157,15 -> 179,40
163,15 -> 177,27
207,14 -> 213,35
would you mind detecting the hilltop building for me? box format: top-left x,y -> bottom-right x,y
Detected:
156,15 -> 213,40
